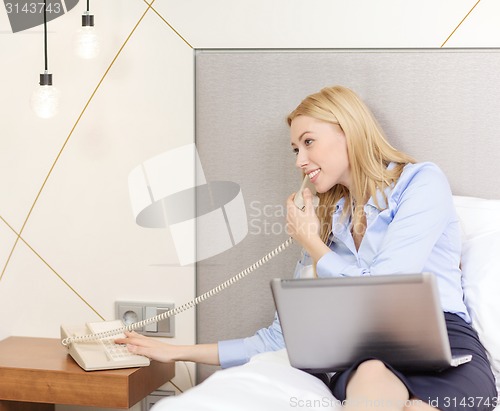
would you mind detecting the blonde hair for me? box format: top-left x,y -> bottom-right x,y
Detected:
287,85 -> 415,243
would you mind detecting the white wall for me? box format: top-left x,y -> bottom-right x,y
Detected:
0,1 -> 498,410
0,1 -> 195,409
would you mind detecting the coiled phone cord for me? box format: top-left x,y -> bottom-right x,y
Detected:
61,236 -> 294,347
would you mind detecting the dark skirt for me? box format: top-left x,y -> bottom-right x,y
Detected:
328,313 -> 498,411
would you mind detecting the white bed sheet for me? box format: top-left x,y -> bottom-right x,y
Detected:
153,349 -> 341,411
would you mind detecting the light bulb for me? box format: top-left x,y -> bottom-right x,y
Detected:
74,13 -> 100,59
74,26 -> 100,59
30,73 -> 60,119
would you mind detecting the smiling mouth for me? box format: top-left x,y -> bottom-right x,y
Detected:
308,169 -> 320,179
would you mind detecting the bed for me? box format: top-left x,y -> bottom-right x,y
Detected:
156,49 -> 500,409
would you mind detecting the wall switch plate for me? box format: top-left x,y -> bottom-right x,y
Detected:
115,301 -> 175,337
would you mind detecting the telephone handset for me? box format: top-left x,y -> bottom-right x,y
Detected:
61,176 -> 317,371
293,175 -> 320,210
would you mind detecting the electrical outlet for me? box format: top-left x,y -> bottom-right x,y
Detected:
115,301 -> 175,337
116,301 -> 145,332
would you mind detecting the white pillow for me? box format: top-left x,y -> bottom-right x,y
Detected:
453,195 -> 500,393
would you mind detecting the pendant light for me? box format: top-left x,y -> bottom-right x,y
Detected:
74,0 -> 99,59
31,0 -> 59,119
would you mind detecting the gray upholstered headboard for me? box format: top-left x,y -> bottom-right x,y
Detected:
195,49 -> 500,381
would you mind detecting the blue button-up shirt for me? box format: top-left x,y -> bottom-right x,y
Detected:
218,162 -> 470,368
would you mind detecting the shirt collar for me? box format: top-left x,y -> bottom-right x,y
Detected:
365,162 -> 397,211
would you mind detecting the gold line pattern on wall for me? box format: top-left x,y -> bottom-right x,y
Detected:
441,0 -> 482,47
0,0 -> 154,286
143,0 -> 193,49
0,215 -> 105,320
0,0 -> 192,318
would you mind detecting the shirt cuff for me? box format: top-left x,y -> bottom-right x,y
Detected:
218,339 -> 249,369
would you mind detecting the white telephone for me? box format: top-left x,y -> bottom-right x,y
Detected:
61,320 -> 150,371
61,176 -> 319,371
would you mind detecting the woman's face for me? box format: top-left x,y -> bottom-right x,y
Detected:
290,115 -> 351,193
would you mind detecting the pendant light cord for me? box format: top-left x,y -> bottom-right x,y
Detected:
43,0 -> 48,71
87,0 -> 90,13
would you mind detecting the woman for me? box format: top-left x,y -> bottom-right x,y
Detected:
116,86 -> 497,411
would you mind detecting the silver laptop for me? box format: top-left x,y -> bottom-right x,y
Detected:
270,273 -> 472,373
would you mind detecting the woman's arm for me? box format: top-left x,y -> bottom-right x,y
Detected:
115,332 -> 220,365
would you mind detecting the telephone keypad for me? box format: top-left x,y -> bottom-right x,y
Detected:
101,338 -> 135,361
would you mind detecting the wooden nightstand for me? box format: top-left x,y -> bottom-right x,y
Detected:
0,337 -> 175,410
